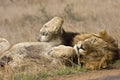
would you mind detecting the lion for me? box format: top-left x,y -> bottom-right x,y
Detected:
74,31 -> 118,70
0,42 -> 53,69
38,17 -> 64,46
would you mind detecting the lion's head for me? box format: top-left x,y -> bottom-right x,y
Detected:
74,33 -> 118,70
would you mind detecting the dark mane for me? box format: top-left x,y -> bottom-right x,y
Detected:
61,29 -> 80,46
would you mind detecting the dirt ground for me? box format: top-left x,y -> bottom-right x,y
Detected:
48,69 -> 120,80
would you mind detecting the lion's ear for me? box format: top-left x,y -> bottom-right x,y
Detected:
99,29 -> 107,37
99,30 -> 115,43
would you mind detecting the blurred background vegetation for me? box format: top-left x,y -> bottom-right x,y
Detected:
0,0 -> 120,48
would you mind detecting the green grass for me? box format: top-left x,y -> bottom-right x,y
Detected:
78,67 -> 88,72
14,74 -> 34,80
13,66 -> 87,80
56,66 -> 87,76
0,77 -> 2,80
34,72 -> 48,80
113,59 -> 120,67
56,67 -> 73,75
14,72 -> 48,80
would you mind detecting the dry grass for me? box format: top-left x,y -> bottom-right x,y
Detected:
0,0 -> 120,46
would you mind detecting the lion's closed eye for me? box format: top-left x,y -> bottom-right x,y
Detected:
91,38 -> 97,44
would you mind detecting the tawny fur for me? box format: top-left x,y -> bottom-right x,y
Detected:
48,45 -> 76,58
38,17 -> 64,46
74,31 -> 118,70
0,42 -> 53,68
72,33 -> 96,46
48,45 -> 77,66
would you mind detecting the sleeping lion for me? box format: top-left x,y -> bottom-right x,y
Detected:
74,30 -> 118,70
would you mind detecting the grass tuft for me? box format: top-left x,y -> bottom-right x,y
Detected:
14,74 -> 34,80
56,66 -> 87,76
14,72 -> 48,80
34,72 -> 48,80
56,67 -> 72,75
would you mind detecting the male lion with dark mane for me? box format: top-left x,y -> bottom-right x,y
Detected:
74,30 -> 118,70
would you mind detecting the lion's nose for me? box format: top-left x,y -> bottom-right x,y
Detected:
80,44 -> 85,50
76,46 -> 80,51
0,61 -> 5,67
